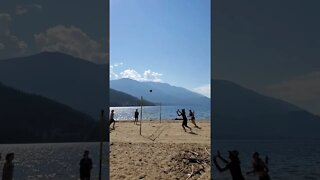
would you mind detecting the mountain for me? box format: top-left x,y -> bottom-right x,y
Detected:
110,78 -> 210,106
0,82 -> 101,143
0,52 -> 108,119
110,88 -> 154,106
213,80 -> 320,139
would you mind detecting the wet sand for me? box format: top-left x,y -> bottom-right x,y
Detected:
110,120 -> 211,180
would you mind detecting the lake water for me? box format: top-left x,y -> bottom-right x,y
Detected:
0,142 -> 108,180
212,139 -> 320,180
109,105 -> 211,121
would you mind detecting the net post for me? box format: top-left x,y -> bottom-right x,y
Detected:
140,96 -> 143,135
159,102 -> 162,123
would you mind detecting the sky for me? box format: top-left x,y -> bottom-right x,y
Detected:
0,0 -> 107,64
213,0 -> 320,115
110,0 -> 211,97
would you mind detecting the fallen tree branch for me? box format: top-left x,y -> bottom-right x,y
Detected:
187,150 -> 199,156
204,147 -> 210,155
186,165 -> 194,180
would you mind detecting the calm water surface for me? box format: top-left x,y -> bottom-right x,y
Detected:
213,139 -> 320,180
0,142 -> 108,180
110,105 -> 211,121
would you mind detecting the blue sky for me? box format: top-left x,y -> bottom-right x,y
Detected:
110,0 -> 211,97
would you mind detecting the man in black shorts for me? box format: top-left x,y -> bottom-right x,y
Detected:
177,109 -> 192,132
109,110 -> 115,130
213,150 -> 245,180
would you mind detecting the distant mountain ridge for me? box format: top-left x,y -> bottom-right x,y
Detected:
110,78 -> 210,106
213,79 -> 320,139
0,52 -> 108,119
110,88 -> 154,106
0,81 -> 100,143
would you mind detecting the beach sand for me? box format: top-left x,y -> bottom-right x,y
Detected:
110,120 -> 211,180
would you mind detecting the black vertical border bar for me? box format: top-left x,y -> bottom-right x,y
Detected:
99,110 -> 105,180
106,0 -> 110,178
210,0 -> 214,179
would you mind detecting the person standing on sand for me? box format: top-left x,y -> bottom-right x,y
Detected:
109,110 -> 115,130
79,150 -> 93,180
2,153 -> 14,180
134,109 -> 139,125
246,152 -> 270,180
177,109 -> 192,132
188,109 -> 200,128
213,150 -> 245,180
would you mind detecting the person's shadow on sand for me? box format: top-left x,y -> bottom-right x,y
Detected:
188,131 -> 198,135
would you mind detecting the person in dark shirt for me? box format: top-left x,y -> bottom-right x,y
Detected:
188,109 -> 200,128
134,109 -> 139,125
213,150 -> 245,180
79,150 -> 92,180
2,153 -> 14,180
247,152 -> 270,180
109,110 -> 115,130
177,109 -> 192,132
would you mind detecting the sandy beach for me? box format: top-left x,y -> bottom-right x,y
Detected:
110,120 -> 211,180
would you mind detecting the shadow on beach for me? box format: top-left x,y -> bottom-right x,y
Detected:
188,131 -> 198,135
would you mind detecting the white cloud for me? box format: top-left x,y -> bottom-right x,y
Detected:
0,13 -> 28,59
143,70 -> 162,82
114,68 -> 163,82
110,71 -> 119,79
32,4 -> 43,10
18,41 -> 28,49
15,4 -> 42,15
110,62 -> 123,79
15,6 -> 28,15
193,84 -> 211,98
113,62 -> 123,67
265,71 -> 320,115
266,71 -> 320,101
110,62 -> 163,82
34,25 -> 107,63
0,43 -> 5,50
120,69 -> 143,80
